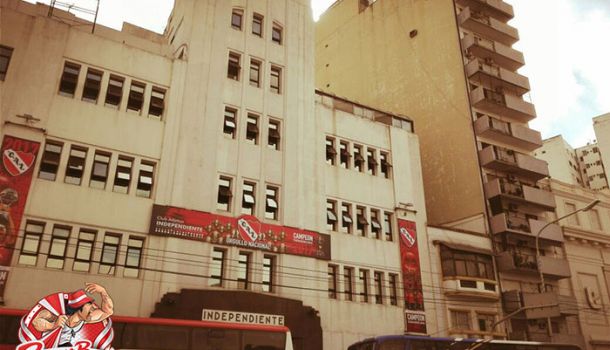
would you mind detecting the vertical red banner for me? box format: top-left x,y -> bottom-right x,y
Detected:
398,219 -> 426,334
0,135 -> 41,300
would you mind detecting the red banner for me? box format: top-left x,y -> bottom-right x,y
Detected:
0,135 -> 41,300
150,205 -> 331,260
398,219 -> 426,333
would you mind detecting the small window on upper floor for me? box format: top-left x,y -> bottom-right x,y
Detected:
59,62 -> 81,97
82,68 -> 103,103
0,45 -> 14,81
249,59 -> 261,88
272,24 -> 283,45
241,181 -> 256,215
89,151 -> 111,190
252,13 -> 264,37
217,176 -> 233,211
228,52 -> 241,81
326,137 -> 337,165
339,141 -> 350,169
149,87 -> 166,119
39,141 -> 63,181
270,66 -> 281,94
64,146 -> 87,186
246,114 -> 259,145
105,75 -> 124,108
127,81 -> 146,113
265,185 -> 279,220
136,161 -> 155,198
268,119 -> 281,150
380,152 -> 392,179
367,148 -> 378,175
223,107 -> 237,138
231,9 -> 243,30
113,156 -> 133,194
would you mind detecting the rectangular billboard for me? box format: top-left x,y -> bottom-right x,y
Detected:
398,219 -> 427,334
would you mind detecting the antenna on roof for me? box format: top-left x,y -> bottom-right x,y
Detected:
48,0 -> 57,17
92,0 -> 100,34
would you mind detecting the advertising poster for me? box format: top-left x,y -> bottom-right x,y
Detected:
150,205 -> 331,260
0,135 -> 41,301
398,219 -> 427,333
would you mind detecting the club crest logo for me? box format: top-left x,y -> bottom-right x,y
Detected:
237,218 -> 259,242
3,149 -> 35,176
400,227 -> 416,248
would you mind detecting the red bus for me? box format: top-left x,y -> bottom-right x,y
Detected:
0,308 -> 293,350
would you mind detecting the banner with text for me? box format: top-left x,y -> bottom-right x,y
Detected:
150,205 -> 331,260
0,135 -> 41,301
398,219 -> 426,334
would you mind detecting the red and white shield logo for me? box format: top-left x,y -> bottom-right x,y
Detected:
3,149 -> 35,176
400,227 -> 416,248
237,218 -> 259,242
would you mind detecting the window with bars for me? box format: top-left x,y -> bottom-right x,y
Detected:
223,107 -> 237,138
389,273 -> 398,306
252,13 -> 263,37
217,176 -> 233,211
73,229 -> 96,272
249,59 -> 261,87
38,141 -> 63,181
136,161 -> 155,198
127,81 -> 146,113
344,267 -> 354,301
359,269 -> 369,302
237,251 -> 251,289
341,203 -> 353,234
328,265 -> 338,299
113,157 -> 133,194
374,271 -> 383,304
265,186 -> 279,220
262,255 -> 275,292
0,45 -> 13,81
124,237 -> 144,278
90,152 -> 111,189
326,200 -> 337,231
451,310 -> 471,331
105,75 -> 124,108
99,234 -> 121,275
46,226 -> 71,269
268,119 -> 281,150
209,248 -> 226,287
64,146 -> 87,185
58,61 -> 81,97
227,52 -> 241,80
19,222 -> 45,266
82,68 -> 103,103
149,87 -> 166,119
241,181 -> 256,215
246,114 -> 259,144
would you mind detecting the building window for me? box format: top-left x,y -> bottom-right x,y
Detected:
136,161 -> 155,198
223,107 -> 237,138
209,248 -> 226,287
38,141 -> 63,181
383,212 -> 393,241
339,141 -> 350,169
265,185 -> 279,220
249,59 -> 261,87
359,269 -> 369,302
18,222 -> 44,266
73,229 -> 95,272
237,251 -> 251,290
341,203 -> 353,234
268,119 -> 281,150
374,271 -> 383,304
270,66 -> 281,94
149,87 -> 166,119
64,146 -> 87,185
246,114 -> 259,144
217,176 -> 233,211
82,68 -> 103,103
440,245 -> 495,280
113,157 -> 133,194
353,144 -> 364,172
328,265 -> 338,299
99,234 -> 120,275
370,209 -> 382,239
58,61 -> 81,97
231,9 -> 243,30
127,81 -> 146,113
451,310 -> 471,331
272,24 -> 282,44
227,52 -> 241,80
367,148 -> 378,175
124,237 -> 144,278
262,255 -> 275,292
590,209 -> 602,230
344,267 -> 354,301
0,45 -> 14,81
46,226 -> 71,269
389,274 -> 398,306
380,152 -> 392,179
104,74 -> 124,108
252,13 -> 263,37
565,202 -> 579,225
327,200 -> 338,231
241,181 -> 256,215
89,152 -> 111,190
356,206 -> 368,237
477,313 -> 496,333
326,137 -> 337,165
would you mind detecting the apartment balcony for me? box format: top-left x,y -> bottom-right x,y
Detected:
455,0 -> 514,22
502,290 -> 561,319
489,213 -> 564,243
470,86 -> 536,123
479,146 -> 550,181
474,115 -> 542,151
496,251 -> 571,279
458,7 -> 518,45
484,178 -> 556,210
466,60 -> 530,96
462,35 -> 524,71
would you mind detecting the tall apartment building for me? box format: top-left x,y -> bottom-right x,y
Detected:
316,0 -> 578,344
0,1 -> 430,349
534,135 -> 584,187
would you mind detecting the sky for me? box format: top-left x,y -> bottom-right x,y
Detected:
25,0 -> 609,149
